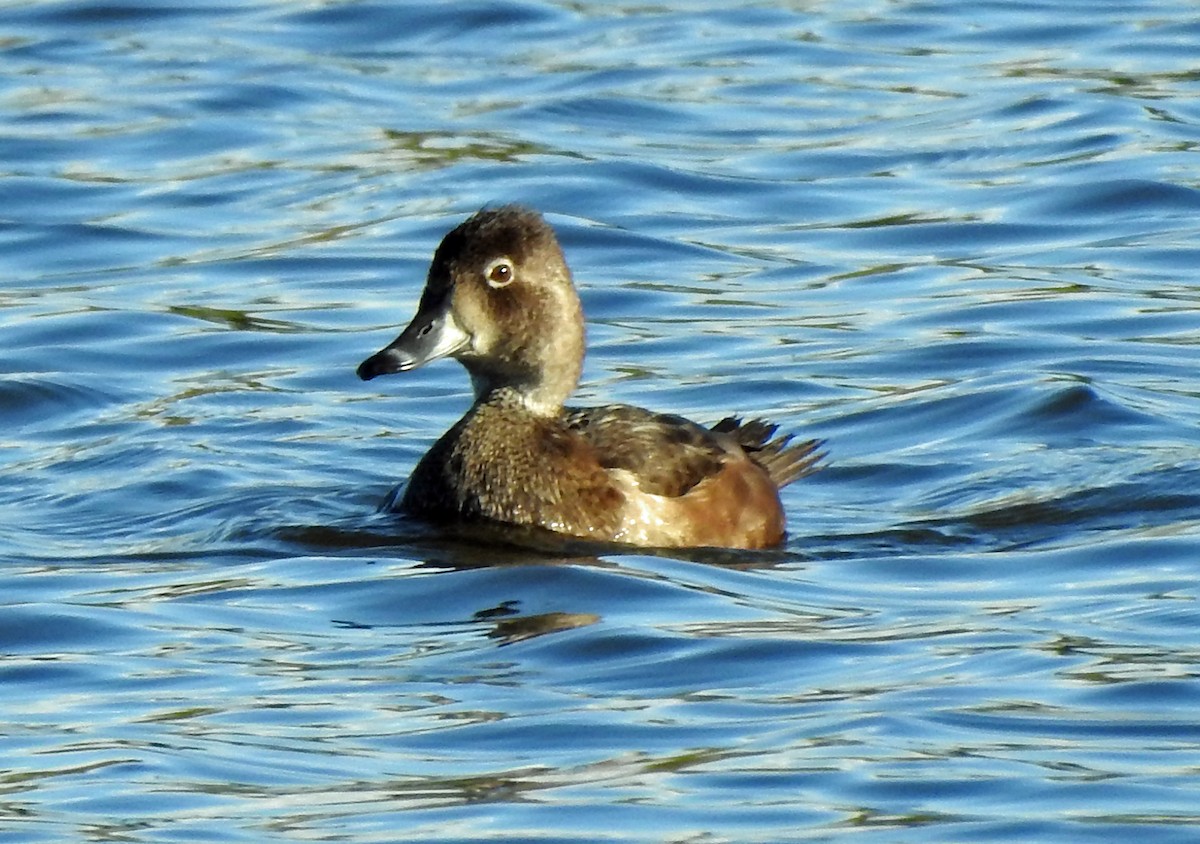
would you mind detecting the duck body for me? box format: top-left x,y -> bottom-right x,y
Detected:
357,206 -> 822,550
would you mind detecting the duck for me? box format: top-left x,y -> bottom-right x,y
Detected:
357,205 -> 823,549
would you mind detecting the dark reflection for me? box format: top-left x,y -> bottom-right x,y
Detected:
379,129 -> 563,170
327,565 -> 604,641
273,506 -> 811,644
332,596 -> 598,644
168,304 -> 304,333
485,609 -> 601,644
276,509 -> 808,571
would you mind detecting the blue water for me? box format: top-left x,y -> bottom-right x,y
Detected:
3,1 -> 1200,841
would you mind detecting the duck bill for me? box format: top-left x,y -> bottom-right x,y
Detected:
357,302 -> 470,381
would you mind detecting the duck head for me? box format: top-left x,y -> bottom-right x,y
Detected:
357,206 -> 586,415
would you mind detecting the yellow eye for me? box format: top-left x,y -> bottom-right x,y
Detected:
485,257 -> 514,288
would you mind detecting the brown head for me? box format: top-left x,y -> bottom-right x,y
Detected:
357,206 -> 586,414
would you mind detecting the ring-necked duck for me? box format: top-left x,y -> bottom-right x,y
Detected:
358,206 -> 822,549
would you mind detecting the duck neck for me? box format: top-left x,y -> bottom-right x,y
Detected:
467,351 -> 581,416
466,320 -> 584,416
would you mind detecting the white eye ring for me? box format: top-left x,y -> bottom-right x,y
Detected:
484,257 -> 515,288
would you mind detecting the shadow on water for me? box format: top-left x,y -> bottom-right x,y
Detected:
272,506 -> 808,572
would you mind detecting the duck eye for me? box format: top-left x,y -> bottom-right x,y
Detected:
484,258 -> 514,288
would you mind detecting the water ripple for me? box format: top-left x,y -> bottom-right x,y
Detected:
3,0 -> 1200,841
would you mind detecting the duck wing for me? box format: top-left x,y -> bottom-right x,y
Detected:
562,404 -> 725,498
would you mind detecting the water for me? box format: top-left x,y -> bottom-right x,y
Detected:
3,0 -> 1200,840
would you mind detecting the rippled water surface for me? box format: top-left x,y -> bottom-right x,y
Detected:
4,1 -> 1200,841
